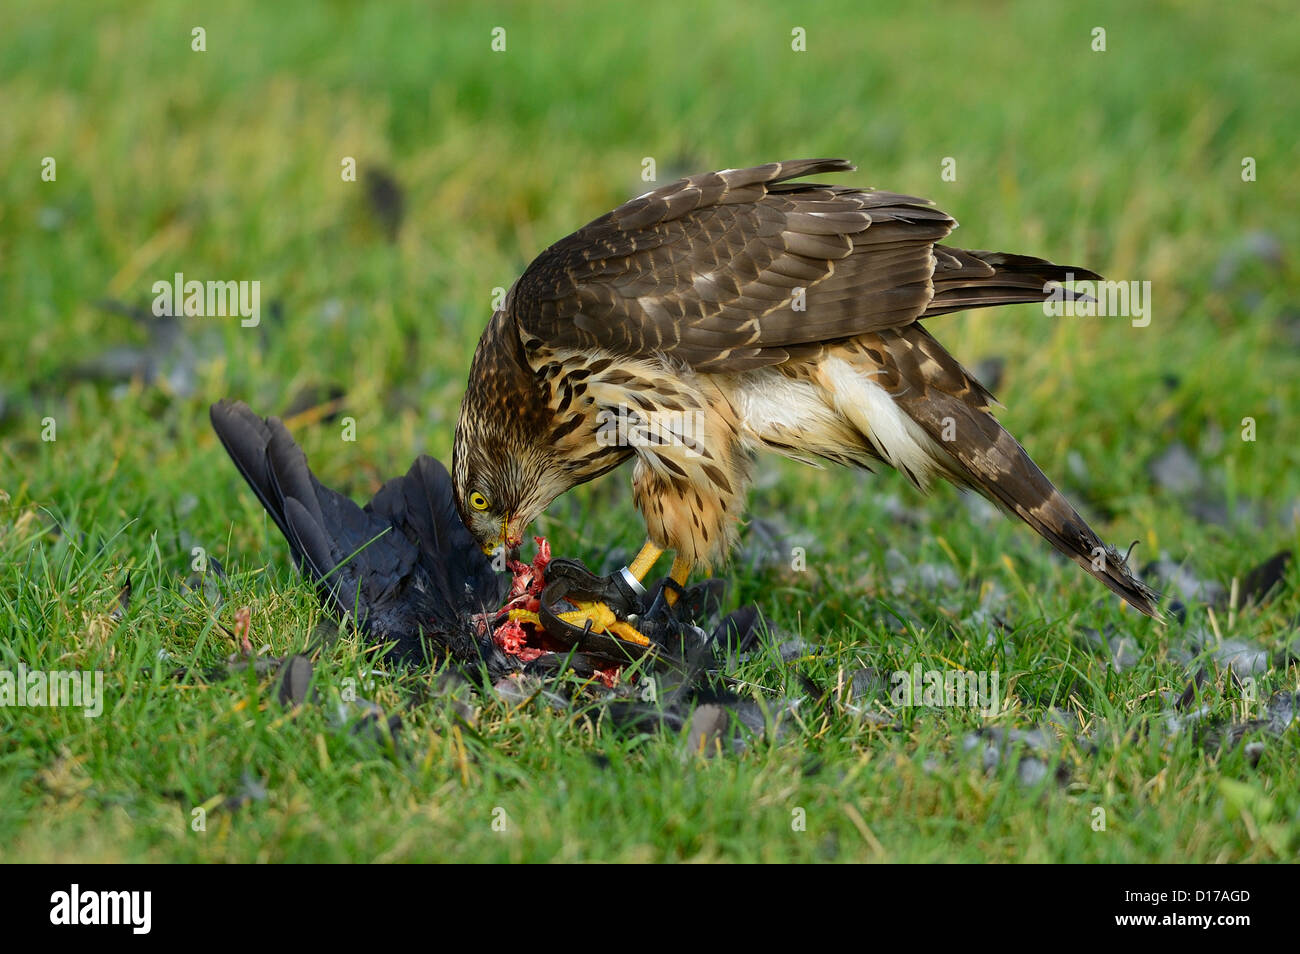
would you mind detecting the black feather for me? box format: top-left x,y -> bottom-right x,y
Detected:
210,400 -> 510,671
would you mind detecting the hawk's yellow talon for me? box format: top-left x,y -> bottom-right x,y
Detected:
608,621 -> 650,646
557,599 -> 617,630
557,599 -> 650,646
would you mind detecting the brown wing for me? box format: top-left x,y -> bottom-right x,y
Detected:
507,159 -> 1096,372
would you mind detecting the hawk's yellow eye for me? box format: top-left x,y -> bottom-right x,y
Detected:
468,491 -> 490,512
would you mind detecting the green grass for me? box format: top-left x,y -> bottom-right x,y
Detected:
2,0 -> 1299,862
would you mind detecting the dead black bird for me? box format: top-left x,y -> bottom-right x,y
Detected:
209,400 -> 510,673
209,400 -> 778,736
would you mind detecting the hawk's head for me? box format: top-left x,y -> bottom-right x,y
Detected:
452,312 -> 572,555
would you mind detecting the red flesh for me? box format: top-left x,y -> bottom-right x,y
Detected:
487,536 -> 622,688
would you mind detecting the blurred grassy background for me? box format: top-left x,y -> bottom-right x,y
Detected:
1,0 -> 1299,862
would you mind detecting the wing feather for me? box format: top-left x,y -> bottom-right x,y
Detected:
510,159 -> 1093,373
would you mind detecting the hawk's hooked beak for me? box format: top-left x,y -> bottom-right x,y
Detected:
481,516 -> 523,561
503,514 -> 525,552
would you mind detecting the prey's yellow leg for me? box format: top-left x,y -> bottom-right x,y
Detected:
506,608 -> 543,627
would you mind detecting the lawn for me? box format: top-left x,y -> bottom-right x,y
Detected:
1,0 -> 1298,862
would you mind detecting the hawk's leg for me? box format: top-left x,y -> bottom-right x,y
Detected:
626,540 -> 664,580
624,540 -> 692,607
551,364 -> 745,637
664,554 -> 693,607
